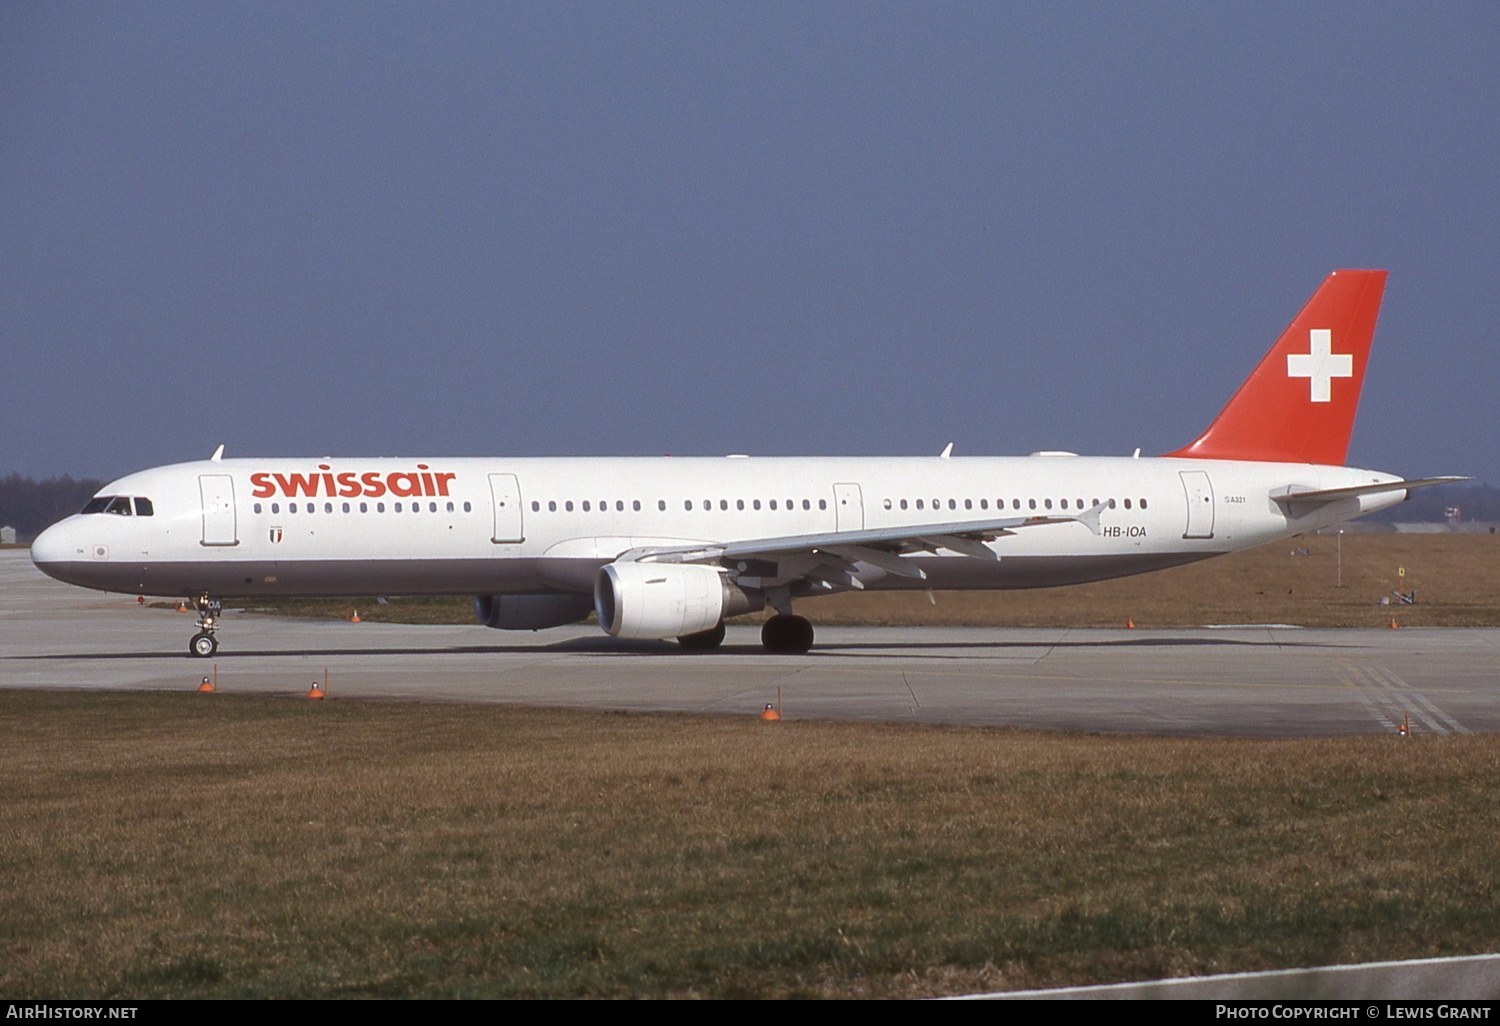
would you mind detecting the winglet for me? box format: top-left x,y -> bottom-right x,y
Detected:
1165,270 -> 1387,466
210,444 -> 225,462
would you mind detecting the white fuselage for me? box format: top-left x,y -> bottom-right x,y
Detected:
26,270 -> 1427,656
29,454 -> 1404,600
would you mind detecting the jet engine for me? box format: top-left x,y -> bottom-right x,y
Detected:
474,593 -> 596,630
594,561 -> 762,639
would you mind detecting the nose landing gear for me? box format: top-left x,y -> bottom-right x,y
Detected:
188,595 -> 222,657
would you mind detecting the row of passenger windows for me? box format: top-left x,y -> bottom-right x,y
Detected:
253,501 -> 474,515
529,498 -> 831,513
139,495 -> 1151,519
525,496 -> 1149,514
884,496 -> 1148,512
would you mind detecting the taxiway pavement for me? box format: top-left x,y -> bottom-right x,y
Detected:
4,550 -> 1497,736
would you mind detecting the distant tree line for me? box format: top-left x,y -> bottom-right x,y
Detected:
0,474 -> 105,542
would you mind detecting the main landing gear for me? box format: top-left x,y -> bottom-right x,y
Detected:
673,615 -> 816,654
760,614 -> 814,654
677,622 -> 727,650
188,595 -> 222,658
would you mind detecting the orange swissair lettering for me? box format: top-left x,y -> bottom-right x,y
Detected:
251,464 -> 457,499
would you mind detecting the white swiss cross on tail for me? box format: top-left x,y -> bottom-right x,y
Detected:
1286,328 -> 1353,402
1165,270 -> 1385,465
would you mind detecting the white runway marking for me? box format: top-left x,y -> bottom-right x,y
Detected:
1340,660 -> 1470,735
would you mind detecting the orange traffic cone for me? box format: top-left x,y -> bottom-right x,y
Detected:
349,609 -> 361,623
759,703 -> 780,721
176,600 -> 189,612
1125,617 -> 1135,629
307,681 -> 325,699
197,675 -> 215,693
1389,617 -> 1399,629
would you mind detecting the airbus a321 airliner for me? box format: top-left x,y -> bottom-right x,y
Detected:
31,271 -> 1460,656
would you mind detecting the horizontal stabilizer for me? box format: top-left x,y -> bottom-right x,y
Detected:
1270,476 -> 1470,508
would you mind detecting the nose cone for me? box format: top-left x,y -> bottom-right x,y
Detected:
30,519 -> 80,579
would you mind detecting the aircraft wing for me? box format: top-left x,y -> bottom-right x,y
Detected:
617,505 -> 1106,584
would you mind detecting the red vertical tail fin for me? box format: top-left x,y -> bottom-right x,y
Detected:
1165,270 -> 1387,466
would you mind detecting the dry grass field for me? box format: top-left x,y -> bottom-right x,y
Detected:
3,690 -> 1499,999
241,533 -> 1500,629
808,531 -> 1500,629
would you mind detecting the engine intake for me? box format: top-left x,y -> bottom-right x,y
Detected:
594,561 -> 761,639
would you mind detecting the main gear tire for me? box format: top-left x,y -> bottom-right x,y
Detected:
678,622 -> 727,650
761,614 -> 813,654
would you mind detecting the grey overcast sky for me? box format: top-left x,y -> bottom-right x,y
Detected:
2,2 -> 1495,483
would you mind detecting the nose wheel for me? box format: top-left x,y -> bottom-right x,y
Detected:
188,595 -> 222,658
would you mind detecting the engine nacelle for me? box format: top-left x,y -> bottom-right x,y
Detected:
474,593 -> 596,631
594,561 -> 761,639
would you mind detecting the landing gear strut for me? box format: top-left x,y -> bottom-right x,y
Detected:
761,614 -> 814,654
189,594 -> 221,658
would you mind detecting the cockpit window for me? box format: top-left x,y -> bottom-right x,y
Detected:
79,494 -> 150,516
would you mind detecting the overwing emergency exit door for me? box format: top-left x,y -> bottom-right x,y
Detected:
833,482 -> 864,532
